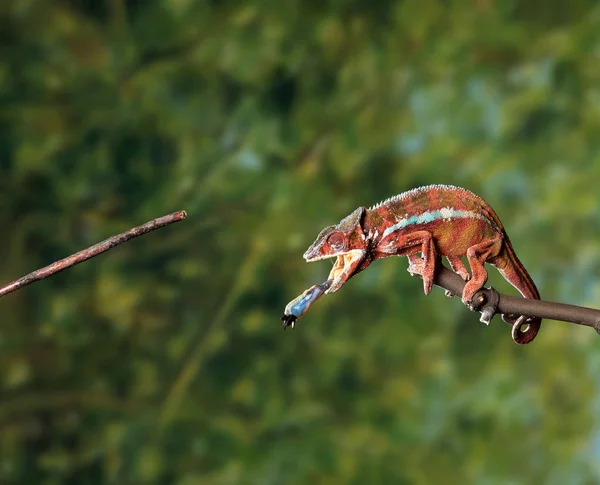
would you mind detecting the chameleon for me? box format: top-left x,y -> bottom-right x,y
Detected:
281,184 -> 541,344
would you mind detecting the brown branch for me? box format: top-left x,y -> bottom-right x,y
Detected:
430,264 -> 600,335
0,210 -> 187,298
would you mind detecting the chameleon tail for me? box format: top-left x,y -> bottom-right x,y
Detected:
492,234 -> 541,344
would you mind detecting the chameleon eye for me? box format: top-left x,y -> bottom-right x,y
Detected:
327,233 -> 346,252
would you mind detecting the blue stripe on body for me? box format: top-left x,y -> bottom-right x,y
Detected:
381,209 -> 491,239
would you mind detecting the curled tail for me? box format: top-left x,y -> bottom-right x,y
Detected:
490,234 -> 541,344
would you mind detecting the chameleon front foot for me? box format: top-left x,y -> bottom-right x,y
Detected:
406,255 -> 426,277
281,279 -> 332,329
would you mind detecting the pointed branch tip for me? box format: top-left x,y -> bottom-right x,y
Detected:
0,210 -> 187,299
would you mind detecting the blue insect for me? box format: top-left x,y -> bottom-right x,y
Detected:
281,279 -> 332,329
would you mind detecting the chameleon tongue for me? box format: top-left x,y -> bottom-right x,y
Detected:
281,279 -> 333,329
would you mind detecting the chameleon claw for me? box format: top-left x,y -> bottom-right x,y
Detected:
444,289 -> 455,298
465,291 -> 485,312
407,263 -> 424,277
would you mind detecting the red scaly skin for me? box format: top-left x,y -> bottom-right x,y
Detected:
302,184 -> 541,344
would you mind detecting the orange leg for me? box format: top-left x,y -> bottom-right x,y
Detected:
378,230 -> 437,295
442,256 -> 470,298
446,256 -> 470,281
462,236 -> 503,305
407,253 -> 425,275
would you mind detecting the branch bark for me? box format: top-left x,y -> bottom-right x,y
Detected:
430,264 -> 600,335
0,210 -> 187,298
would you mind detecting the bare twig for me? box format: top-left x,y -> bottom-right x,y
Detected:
430,264 -> 600,335
0,210 -> 187,298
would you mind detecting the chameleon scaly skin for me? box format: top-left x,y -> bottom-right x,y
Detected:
299,184 -> 541,344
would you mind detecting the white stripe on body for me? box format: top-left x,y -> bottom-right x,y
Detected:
381,207 -> 492,239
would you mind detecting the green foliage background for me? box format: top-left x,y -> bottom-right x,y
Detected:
2,1 -> 600,483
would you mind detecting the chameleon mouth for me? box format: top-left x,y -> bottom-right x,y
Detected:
304,250 -> 365,292
329,255 -> 348,280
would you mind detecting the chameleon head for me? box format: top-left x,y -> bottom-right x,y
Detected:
302,207 -> 368,293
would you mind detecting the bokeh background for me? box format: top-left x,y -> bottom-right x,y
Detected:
2,1 -> 600,484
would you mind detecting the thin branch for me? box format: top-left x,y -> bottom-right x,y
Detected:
0,210 -> 187,298
430,264 -> 600,334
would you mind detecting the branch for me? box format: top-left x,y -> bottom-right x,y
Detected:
0,210 -> 187,298
430,264 -> 600,335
